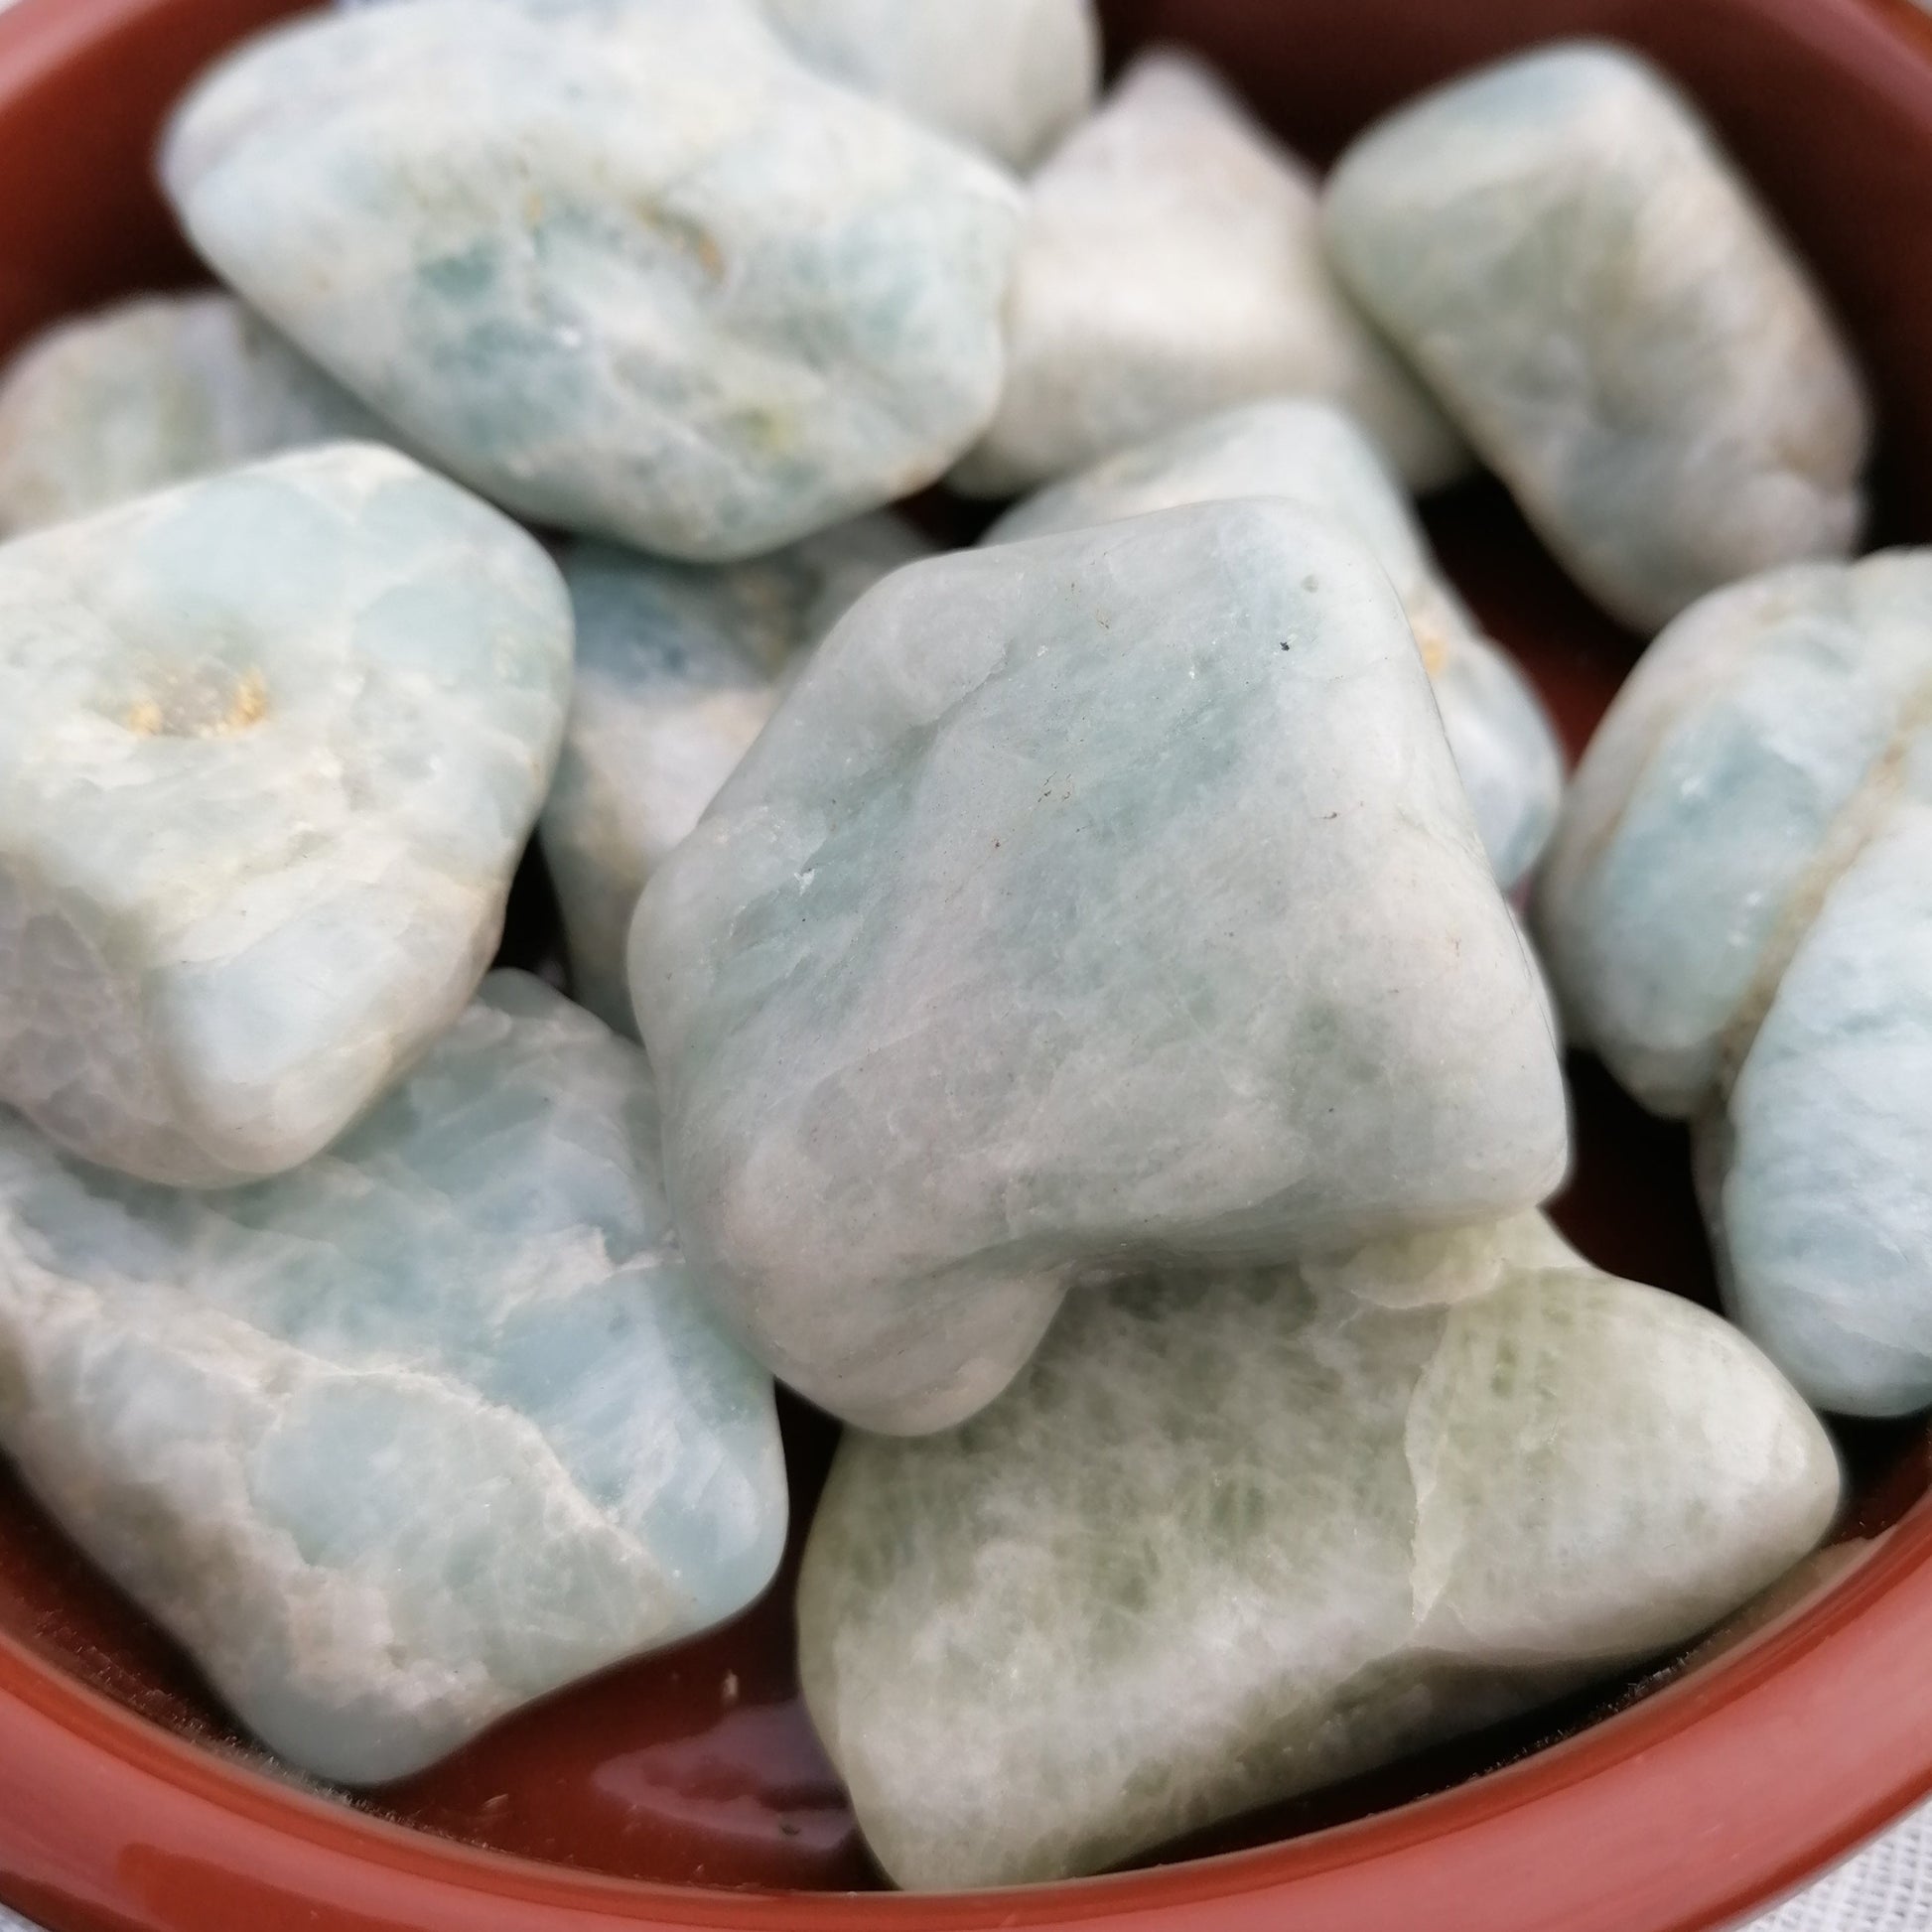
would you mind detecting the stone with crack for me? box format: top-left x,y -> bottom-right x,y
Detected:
0,443 -> 572,1186
796,1213 -> 1841,1891
0,292 -> 385,534
0,972 -> 786,1786
1323,42 -> 1869,633
162,0 -> 1022,561
540,513 -> 929,1035
631,498 -> 1569,1435
1540,551 -> 1932,1413
760,0 -> 1099,170
951,51 -> 1465,500
985,398 -> 1565,891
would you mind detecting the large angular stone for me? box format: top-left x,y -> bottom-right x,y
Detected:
761,0 -> 1098,170
986,398 -> 1564,890
1324,42 -> 1869,632
632,499 -> 1568,1434
952,52 -> 1465,499
0,973 -> 786,1785
0,293 -> 383,534
0,443 -> 572,1186
798,1214 -> 1840,1891
540,513 -> 928,1034
163,0 -> 1022,561
1541,551 -> 1932,1415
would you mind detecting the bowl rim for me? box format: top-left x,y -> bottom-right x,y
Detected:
4,0 -> 1932,1927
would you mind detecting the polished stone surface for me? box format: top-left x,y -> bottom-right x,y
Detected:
633,499 -> 1567,1434
165,0 -> 1022,560
953,51 -> 1465,499
986,399 -> 1564,889
798,1214 -> 1841,1891
761,0 -> 1098,169
1541,550 -> 1932,1414
0,972 -> 786,1786
0,293 -> 382,534
1324,42 -> 1869,632
0,443 -> 571,1186
540,513 -> 927,1034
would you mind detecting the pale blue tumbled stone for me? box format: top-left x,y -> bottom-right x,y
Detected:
162,0 -> 1023,562
632,499 -> 1568,1435
798,1213 -> 1840,1890
760,0 -> 1099,170
0,972 -> 785,1785
985,399 -> 1564,890
1324,43 -> 1869,632
0,293 -> 383,534
540,513 -> 928,1034
0,443 -> 572,1187
1541,551 -> 1932,1414
952,52 -> 1467,500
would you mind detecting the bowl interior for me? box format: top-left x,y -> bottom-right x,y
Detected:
3,0 -> 1932,1915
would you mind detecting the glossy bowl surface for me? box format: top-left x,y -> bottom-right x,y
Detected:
6,0 -> 1932,1928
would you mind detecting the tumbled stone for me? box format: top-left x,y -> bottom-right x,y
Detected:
0,292 -> 383,534
762,0 -> 1098,170
798,1213 -> 1840,1891
163,0 -> 1022,561
0,973 -> 786,1785
632,499 -> 1568,1434
0,443 -> 572,1186
986,399 -> 1564,889
1541,552 -> 1932,1414
952,52 -> 1465,499
540,513 -> 928,1034
1324,42 -> 1869,633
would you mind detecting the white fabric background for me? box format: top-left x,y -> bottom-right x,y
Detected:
2,1807 -> 1930,1931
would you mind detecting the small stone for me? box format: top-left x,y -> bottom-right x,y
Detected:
0,443 -> 572,1186
1324,42 -> 1869,632
797,1214 -> 1840,1891
0,292 -> 384,534
540,513 -> 929,1034
162,0 -> 1022,561
0,973 -> 786,1785
631,499 -> 1567,1435
952,52 -> 1466,499
986,398 -> 1564,889
1541,551 -> 1932,1415
761,0 -> 1099,170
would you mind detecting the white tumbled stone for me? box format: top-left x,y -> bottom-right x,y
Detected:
164,0 -> 1022,560
633,499 -> 1568,1435
953,52 -> 1466,499
540,513 -> 928,1034
0,293 -> 383,534
798,1214 -> 1840,1891
1324,42 -> 1869,632
0,444 -> 572,1186
0,972 -> 786,1786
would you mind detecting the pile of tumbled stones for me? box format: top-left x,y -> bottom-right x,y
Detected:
0,0 -> 1901,1893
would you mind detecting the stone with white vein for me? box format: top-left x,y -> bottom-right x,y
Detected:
952,52 -> 1466,499
0,292 -> 384,534
632,498 -> 1567,1434
1540,550 -> 1932,1414
540,513 -> 928,1034
761,0 -> 1099,170
1324,42 -> 1869,632
163,0 -> 1022,560
798,1213 -> 1840,1890
986,398 -> 1564,889
0,972 -> 786,1785
0,443 -> 572,1186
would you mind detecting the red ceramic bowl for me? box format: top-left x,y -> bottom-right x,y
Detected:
6,0 -> 1932,1927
